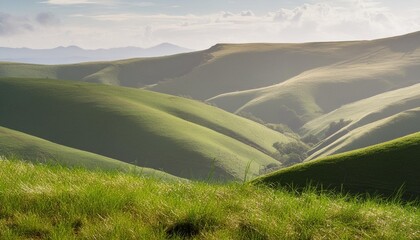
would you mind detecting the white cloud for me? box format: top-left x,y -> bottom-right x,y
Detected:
130,2 -> 155,7
0,11 -> 62,37
221,12 -> 235,18
240,10 -> 255,17
267,0 -> 416,41
40,0 -> 154,6
0,13 -> 34,36
40,0 -> 103,5
36,12 -> 60,26
88,13 -> 203,22
2,0 -> 419,49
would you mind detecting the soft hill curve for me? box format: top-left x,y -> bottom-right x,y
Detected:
0,77 -> 291,181
208,36 -> 420,129
306,107 -> 420,160
1,31 -> 419,132
254,132 -> 420,198
0,126 -> 177,180
300,84 -> 420,159
0,50 -> 209,87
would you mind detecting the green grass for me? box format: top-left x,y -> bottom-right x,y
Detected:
307,107 -> 420,160
299,83 -> 420,160
0,159 -> 419,239
255,132 -> 420,199
301,83 -> 420,139
0,77 -> 291,181
0,126 -> 178,180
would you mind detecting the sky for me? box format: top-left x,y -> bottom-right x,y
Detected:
0,0 -> 419,50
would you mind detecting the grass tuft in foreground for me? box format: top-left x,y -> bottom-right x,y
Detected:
0,159 -> 419,239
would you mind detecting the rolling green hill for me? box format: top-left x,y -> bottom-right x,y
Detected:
208,33 -> 420,129
306,108 -> 420,160
1,32 -> 419,134
299,84 -> 420,159
0,41 -> 365,99
0,77 -> 292,181
147,42 -> 369,100
255,132 -> 420,198
0,126 -> 177,180
301,83 -> 420,138
0,51 -> 210,87
1,32 -> 419,168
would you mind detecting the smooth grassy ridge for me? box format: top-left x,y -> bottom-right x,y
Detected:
0,126 -> 178,180
299,83 -> 420,160
0,159 -> 419,239
255,132 -> 420,199
0,77 -> 291,181
207,31 -> 420,129
306,107 -> 420,160
0,50 -> 209,87
301,83 -> 420,139
1,32 -> 419,133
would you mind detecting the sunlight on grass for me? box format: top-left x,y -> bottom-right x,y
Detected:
0,159 -> 418,239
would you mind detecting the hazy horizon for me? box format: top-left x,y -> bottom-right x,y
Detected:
0,42 -> 190,50
1,0 -> 420,50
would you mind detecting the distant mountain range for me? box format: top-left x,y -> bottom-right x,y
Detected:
0,43 -> 192,64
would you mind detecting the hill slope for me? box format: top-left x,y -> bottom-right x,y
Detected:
0,126 -> 177,180
147,41 -> 369,100
300,84 -> 420,159
1,32 -> 419,133
307,108 -> 420,160
0,159 -> 418,239
301,83 -> 420,138
0,77 -> 291,181
1,32 -> 419,167
255,132 -> 420,198
208,32 -> 420,129
0,50 -> 211,87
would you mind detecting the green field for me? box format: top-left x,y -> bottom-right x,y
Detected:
0,77 -> 293,181
0,159 -> 418,239
255,132 -> 420,199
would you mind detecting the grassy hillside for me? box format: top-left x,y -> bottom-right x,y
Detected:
0,51 -> 209,87
147,42 -> 368,100
255,132 -> 420,199
208,37 -> 420,129
0,159 -> 418,239
1,32 -> 419,133
298,84 -> 420,159
0,126 -> 177,180
0,77 -> 292,181
307,108 -> 420,160
0,41 -> 366,99
301,83 -> 420,139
